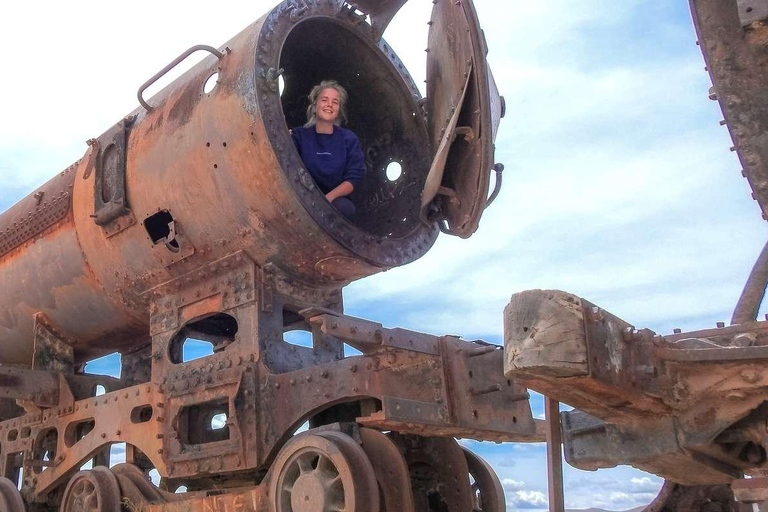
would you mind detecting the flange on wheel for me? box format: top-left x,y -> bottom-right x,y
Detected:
0,477 -> 25,512
269,432 -> 380,512
60,466 -> 121,512
462,447 -> 506,512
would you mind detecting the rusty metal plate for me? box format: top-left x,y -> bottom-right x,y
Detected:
423,0 -> 498,238
0,166 -> 74,258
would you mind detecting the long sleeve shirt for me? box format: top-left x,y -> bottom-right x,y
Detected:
290,126 -> 366,194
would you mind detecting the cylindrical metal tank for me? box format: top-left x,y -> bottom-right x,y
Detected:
0,0 -> 500,365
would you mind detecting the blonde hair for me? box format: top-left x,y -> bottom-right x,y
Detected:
304,80 -> 348,128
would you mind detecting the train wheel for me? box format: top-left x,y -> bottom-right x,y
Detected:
462,447 -> 506,512
0,477 -> 25,512
389,434 -> 474,512
644,481 -> 742,512
60,466 -> 121,512
359,428 -> 416,512
270,432 -> 380,512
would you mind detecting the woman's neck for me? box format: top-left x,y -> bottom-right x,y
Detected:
315,120 -> 334,134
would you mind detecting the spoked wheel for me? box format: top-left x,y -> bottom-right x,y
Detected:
60,466 -> 121,512
269,432 -> 380,512
359,428 -> 416,512
462,447 -> 505,512
0,477 -> 25,512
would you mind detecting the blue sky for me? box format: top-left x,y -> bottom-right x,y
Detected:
2,1 -> 766,510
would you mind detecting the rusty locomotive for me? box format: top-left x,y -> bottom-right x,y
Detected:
0,0 -> 529,510
3,0 -> 767,511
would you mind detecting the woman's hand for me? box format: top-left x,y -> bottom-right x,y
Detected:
325,181 -> 354,202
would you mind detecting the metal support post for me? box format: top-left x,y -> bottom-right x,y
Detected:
546,396 -> 565,512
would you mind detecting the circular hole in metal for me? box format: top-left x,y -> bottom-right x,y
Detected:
210,413 -> 227,430
386,161 -> 402,182
203,72 -> 219,94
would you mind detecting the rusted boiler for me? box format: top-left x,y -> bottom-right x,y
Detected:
0,0 -> 532,511
0,0 -> 503,367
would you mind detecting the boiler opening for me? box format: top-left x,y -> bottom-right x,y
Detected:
278,18 -> 431,240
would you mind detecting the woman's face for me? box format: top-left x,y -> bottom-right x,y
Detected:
316,88 -> 341,124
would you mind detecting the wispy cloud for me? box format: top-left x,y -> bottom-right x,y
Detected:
0,0 -> 757,508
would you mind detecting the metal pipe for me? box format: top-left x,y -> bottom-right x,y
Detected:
731,238 -> 768,325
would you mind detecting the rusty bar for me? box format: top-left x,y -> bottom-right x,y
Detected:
545,397 -> 565,512
137,44 -> 225,111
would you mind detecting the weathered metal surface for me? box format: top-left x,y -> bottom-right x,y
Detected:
32,314 -> 75,373
0,0 -> 509,366
691,0 -> 768,220
0,163 -> 74,258
504,289 -> 768,485
0,0 -> 525,508
463,446 -> 506,512
0,477 -> 25,512
0,250 -> 533,506
421,0 -> 502,238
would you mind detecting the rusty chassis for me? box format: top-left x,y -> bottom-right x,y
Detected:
0,252 -> 538,509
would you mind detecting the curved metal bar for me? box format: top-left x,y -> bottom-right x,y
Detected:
137,44 -> 225,111
731,238 -> 768,325
485,163 -> 505,209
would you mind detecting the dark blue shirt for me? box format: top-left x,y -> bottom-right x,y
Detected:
291,126 -> 365,194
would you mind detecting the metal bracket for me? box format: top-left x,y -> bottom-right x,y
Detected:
32,314 -> 74,373
93,115 -> 136,228
145,251 -> 257,337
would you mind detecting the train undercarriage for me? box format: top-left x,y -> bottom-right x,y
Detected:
0,253 -> 540,511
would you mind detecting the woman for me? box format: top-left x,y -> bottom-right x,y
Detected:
290,80 -> 365,221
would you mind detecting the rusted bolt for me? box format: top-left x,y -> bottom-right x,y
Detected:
101,433 -> 106,439
349,364 -> 357,373
320,370 -> 328,378
115,430 -> 121,436
157,434 -> 164,439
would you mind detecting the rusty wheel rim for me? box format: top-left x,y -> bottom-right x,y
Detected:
359,428 -> 415,512
270,432 -> 379,512
462,447 -> 505,512
60,467 -> 121,512
0,477 -> 25,512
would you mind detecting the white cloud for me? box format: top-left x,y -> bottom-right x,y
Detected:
502,478 -> 526,491
630,476 -> 663,494
508,489 -> 548,509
